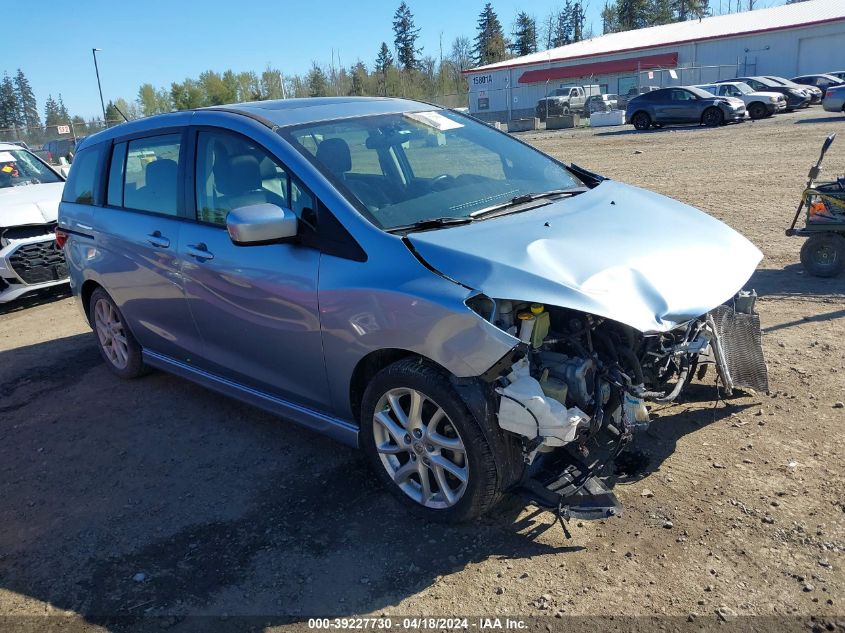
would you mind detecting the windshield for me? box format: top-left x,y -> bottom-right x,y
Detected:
734,82 -> 753,94
687,86 -> 716,99
283,110 -> 582,230
0,149 -> 62,189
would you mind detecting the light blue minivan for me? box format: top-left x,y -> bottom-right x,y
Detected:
58,97 -> 767,522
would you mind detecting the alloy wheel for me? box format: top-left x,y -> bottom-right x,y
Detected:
372,387 -> 468,509
94,298 -> 129,370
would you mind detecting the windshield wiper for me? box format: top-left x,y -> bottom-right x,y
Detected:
388,216 -> 474,234
470,187 -> 587,218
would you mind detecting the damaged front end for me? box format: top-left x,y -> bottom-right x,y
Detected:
467,291 -> 768,522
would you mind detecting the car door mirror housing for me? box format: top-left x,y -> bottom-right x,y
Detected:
226,203 -> 298,246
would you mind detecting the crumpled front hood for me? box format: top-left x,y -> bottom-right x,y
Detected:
0,182 -> 64,227
407,180 -> 762,333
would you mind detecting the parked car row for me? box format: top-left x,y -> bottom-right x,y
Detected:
624,71 -> 844,131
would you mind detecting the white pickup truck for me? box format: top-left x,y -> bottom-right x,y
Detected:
536,85 -> 600,120
696,82 -> 787,119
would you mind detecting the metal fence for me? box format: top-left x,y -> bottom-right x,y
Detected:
0,120 -> 124,165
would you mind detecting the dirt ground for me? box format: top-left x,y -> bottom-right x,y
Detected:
1,108 -> 843,632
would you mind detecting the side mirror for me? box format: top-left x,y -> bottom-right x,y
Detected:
226,203 -> 298,246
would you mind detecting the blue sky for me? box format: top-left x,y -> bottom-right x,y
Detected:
5,0 -> 787,119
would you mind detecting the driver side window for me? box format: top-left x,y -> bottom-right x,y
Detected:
195,131 -> 289,226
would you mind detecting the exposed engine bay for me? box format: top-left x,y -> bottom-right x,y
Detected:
468,291 -> 769,521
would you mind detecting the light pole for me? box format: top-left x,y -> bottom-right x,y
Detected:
92,48 -> 106,125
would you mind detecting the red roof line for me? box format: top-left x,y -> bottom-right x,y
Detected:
462,16 -> 845,74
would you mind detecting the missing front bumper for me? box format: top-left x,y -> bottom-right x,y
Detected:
708,292 -> 769,395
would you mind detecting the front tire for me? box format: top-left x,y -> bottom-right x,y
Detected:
702,107 -> 724,127
748,102 -> 767,120
89,288 -> 147,379
360,358 -> 502,522
632,111 -> 651,130
800,233 -> 845,277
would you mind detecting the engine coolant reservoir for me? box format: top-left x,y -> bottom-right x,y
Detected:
623,392 -> 650,431
529,303 -> 550,348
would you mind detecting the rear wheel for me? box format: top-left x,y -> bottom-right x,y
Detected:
360,358 -> 503,522
748,102 -> 767,120
702,107 -> 724,127
632,111 -> 651,130
800,233 -> 845,277
89,288 -> 147,379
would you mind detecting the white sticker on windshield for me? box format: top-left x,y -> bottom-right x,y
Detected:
0,151 -> 15,163
404,111 -> 464,131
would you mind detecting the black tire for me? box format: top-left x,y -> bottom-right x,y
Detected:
748,102 -> 767,120
800,233 -> 845,278
632,111 -> 651,130
561,104 -> 571,116
360,358 -> 505,522
702,107 -> 724,127
89,287 -> 148,379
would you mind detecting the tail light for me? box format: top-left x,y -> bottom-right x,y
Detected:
55,226 -> 69,248
826,90 -> 833,98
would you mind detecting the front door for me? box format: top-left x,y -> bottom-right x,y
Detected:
178,128 -> 330,410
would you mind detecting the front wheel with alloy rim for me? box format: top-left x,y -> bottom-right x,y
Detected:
702,107 -> 724,127
360,358 -> 503,522
89,288 -> 148,379
800,233 -> 845,277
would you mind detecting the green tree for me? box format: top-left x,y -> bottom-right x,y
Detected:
71,115 -> 87,134
393,2 -> 421,72
674,0 -> 709,20
601,2 -> 619,32
0,73 -> 19,131
349,62 -> 368,96
236,71 -> 262,102
260,67 -> 284,100
306,63 -> 329,97
510,12 -> 538,56
170,79 -> 206,110
44,94 -> 62,128
56,94 -> 70,123
138,83 -> 158,116
650,0 -> 675,23
375,42 -> 394,96
14,69 -> 40,130
473,3 -> 508,66
105,101 -> 123,125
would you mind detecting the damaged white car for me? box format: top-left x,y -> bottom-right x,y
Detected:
58,99 -> 768,524
0,142 -> 69,302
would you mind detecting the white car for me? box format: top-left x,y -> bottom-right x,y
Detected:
696,82 -> 787,119
0,142 -> 69,302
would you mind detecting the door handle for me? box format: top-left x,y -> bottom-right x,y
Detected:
186,243 -> 214,261
147,231 -> 170,248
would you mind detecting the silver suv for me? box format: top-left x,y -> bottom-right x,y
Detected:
58,98 -> 768,522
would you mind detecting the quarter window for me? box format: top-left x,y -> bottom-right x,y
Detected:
123,134 -> 182,216
61,144 -> 105,204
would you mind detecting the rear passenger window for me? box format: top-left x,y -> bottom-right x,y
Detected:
123,134 -> 181,216
61,144 -> 105,205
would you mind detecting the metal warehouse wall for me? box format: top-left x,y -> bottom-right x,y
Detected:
467,19 -> 845,122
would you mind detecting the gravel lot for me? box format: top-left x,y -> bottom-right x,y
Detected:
1,108 -> 843,631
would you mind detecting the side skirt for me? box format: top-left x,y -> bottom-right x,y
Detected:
142,350 -> 359,448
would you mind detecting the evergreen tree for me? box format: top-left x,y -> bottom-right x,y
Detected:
552,2 -> 573,47
56,94 -> 70,123
674,0 -> 709,20
0,73 -> 19,130
44,94 -> 61,128
572,1 -> 586,41
306,63 -> 329,97
650,0 -> 675,24
510,12 -> 538,56
14,69 -> 40,130
349,62 -> 368,96
375,42 -> 394,74
393,2 -> 421,72
601,2 -> 619,33
473,3 -> 508,66
105,100 -> 123,125
71,115 -> 87,133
